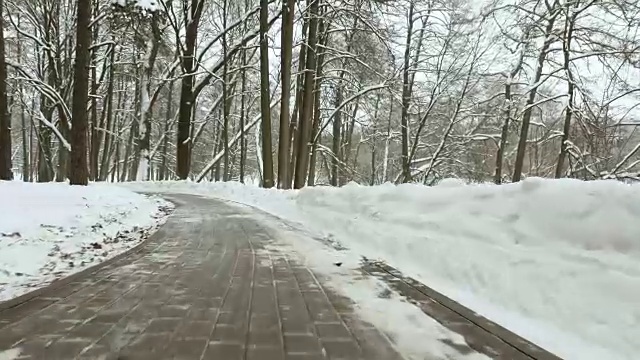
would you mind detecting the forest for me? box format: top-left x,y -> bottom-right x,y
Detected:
0,0 -> 639,187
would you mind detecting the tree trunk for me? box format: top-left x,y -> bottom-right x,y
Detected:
159,79 -> 173,181
288,16 -> 309,187
21,103 -> 29,182
306,69 -> 322,186
112,125 -> 121,183
259,0 -> 275,188
494,38 -> 526,184
29,97 -> 37,181
277,0 -> 295,189
341,99 -> 359,184
0,0 -> 12,180
382,99 -> 393,182
17,15 -> 29,182
293,0 -> 320,189
555,5 -> 577,179
331,88 -> 342,186
137,15 -> 162,181
176,0 -> 204,180
99,44 -> 117,181
68,0 -> 91,185
56,108 -> 71,182
307,19 -> 327,187
513,9 -> 559,182
370,93 -> 381,185
89,10 -> 100,181
222,0 -> 230,181
400,1 -> 415,183
239,47 -> 248,183
494,80 -> 513,184
37,93 -> 54,182
122,115 -> 137,182
126,64 -> 142,181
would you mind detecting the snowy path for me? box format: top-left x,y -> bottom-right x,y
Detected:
0,194 -> 408,360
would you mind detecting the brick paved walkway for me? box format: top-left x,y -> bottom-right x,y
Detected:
0,194 -> 402,360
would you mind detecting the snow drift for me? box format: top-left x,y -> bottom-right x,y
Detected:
0,181 -> 171,301
126,178 -> 640,360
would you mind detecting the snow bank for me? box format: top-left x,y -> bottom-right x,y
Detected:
125,178 -> 640,360
291,178 -> 640,360
0,181 -> 171,301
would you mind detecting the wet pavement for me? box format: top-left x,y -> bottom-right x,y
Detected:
0,194 -> 402,360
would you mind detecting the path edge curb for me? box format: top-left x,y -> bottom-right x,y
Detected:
362,260 -> 564,360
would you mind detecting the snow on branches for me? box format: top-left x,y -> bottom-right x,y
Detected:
110,0 -> 160,19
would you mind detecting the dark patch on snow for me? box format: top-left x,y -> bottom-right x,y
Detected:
0,232 -> 21,238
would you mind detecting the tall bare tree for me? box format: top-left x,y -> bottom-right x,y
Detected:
277,0 -> 295,189
512,1 -> 561,182
293,0 -> 320,189
0,0 -> 12,180
176,0 -> 205,180
259,0 -> 274,188
68,0 -> 92,185
400,1 -> 415,183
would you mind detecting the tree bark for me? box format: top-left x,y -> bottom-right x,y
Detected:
331,88 -> 342,186
555,4 -> 577,179
513,8 -> 559,182
222,0 -> 230,181
176,0 -> 204,180
98,44 -> 117,181
137,14 -> 162,181
239,47 -> 248,183
89,7 -> 100,181
293,0 -> 320,189
21,103 -> 29,182
341,99 -> 359,184
16,14 -> 29,181
259,0 -> 275,188
159,79 -> 173,181
37,93 -> 54,182
307,19 -> 327,186
288,16 -> 309,187
0,0 -> 13,180
277,0 -> 295,188
55,110 -> 70,182
69,0 -> 92,185
370,93 -> 381,185
126,63 -> 142,182
494,80 -> 512,184
400,1 -> 415,183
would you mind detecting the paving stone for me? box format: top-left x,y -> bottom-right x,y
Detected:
203,341 -> 244,359
45,338 -> 94,359
210,324 -> 247,342
176,320 -> 214,339
284,334 -> 323,355
165,338 -> 208,359
145,317 -> 183,334
321,339 -> 362,359
125,333 -> 171,353
247,345 -> 286,360
315,322 -> 352,340
0,195 -> 401,360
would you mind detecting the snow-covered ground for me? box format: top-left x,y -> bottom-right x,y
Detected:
125,178 -> 640,360
0,181 -> 172,302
